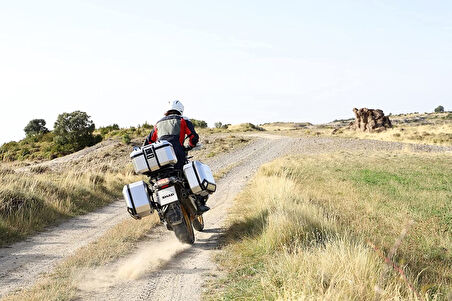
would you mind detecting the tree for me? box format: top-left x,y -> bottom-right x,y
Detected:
214,122 -> 223,129
434,105 -> 444,113
24,119 -> 49,137
53,111 -> 99,152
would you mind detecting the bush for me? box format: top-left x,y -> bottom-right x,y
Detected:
434,105 -> 444,113
214,122 -> 223,129
24,119 -> 49,137
0,141 -> 19,161
122,134 -> 131,144
98,124 -> 120,136
53,111 -> 100,153
141,122 -> 153,130
241,123 -> 264,131
191,119 -> 208,128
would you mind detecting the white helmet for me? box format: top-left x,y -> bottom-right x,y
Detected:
167,100 -> 184,115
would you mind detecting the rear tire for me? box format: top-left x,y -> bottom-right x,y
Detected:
173,205 -> 195,244
193,215 -> 205,231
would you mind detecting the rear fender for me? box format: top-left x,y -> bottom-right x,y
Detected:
165,203 -> 183,226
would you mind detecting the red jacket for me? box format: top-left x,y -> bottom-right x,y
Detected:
145,114 -> 199,147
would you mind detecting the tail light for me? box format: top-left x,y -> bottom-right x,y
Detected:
156,178 -> 171,189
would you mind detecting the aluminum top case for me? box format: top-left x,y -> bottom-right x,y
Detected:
130,140 -> 178,174
183,161 -> 216,196
123,180 -> 153,219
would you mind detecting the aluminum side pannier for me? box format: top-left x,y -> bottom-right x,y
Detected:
183,161 -> 216,196
123,180 -> 153,219
130,140 -> 178,174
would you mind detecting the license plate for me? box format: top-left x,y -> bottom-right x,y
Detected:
157,186 -> 178,206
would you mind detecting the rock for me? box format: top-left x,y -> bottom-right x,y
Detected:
350,108 -> 392,132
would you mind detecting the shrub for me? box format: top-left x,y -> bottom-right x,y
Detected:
191,119 -> 208,128
214,122 -> 223,129
122,134 -> 131,144
98,124 -> 120,136
141,122 -> 153,129
20,147 -> 30,157
24,119 -> 49,137
240,123 -> 264,131
434,105 -> 444,113
40,132 -> 54,143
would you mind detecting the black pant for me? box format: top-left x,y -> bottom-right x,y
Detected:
161,138 -> 186,170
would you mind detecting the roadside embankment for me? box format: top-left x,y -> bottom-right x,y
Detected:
0,166 -> 140,246
208,151 -> 451,300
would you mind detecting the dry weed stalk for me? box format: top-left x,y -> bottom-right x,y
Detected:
368,219 -> 423,300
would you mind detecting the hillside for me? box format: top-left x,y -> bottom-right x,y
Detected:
0,130 -> 252,246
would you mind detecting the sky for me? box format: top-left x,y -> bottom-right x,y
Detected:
1,0 -> 452,144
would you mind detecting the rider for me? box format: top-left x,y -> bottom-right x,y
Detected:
144,100 -> 210,213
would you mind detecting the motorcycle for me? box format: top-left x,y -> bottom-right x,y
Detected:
123,142 -> 215,244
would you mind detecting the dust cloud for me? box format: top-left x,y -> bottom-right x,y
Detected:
77,236 -> 188,293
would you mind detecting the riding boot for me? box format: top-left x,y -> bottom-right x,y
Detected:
166,222 -> 173,231
195,196 -> 210,214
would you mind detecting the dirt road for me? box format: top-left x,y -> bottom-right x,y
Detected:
1,135 -> 450,299
0,135 -> 286,299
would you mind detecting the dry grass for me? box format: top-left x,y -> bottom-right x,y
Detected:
207,151 -> 451,300
1,155 -> 240,300
260,122 -> 312,132
323,122 -> 452,146
2,215 -> 159,301
0,164 -> 142,246
198,123 -> 264,134
195,132 -> 251,159
262,112 -> 452,146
